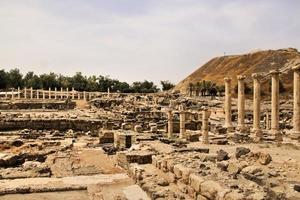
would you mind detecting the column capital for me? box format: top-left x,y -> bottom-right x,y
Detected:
251,73 -> 262,80
292,65 -> 300,71
237,75 -> 246,80
224,77 -> 232,82
269,69 -> 281,75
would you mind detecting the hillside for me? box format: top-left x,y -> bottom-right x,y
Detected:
175,48 -> 300,94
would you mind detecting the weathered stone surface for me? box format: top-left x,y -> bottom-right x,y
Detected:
189,173 -> 205,193
200,180 -> 227,200
257,152 -> 272,165
235,147 -> 251,159
216,149 -> 229,161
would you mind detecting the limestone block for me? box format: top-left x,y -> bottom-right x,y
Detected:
200,180 -> 229,200
189,173 -> 205,193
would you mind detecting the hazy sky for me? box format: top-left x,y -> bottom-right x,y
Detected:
0,0 -> 299,84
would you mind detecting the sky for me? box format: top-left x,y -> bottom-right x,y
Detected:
0,0 -> 299,85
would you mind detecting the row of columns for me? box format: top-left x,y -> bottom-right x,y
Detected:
224,66 -> 300,141
166,107 -> 210,144
2,87 -> 100,101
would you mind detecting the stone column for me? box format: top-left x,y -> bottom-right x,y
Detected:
24,87 -> 27,99
78,93 -> 80,99
167,109 -> 173,138
54,87 -> 57,99
108,88 -> 110,98
30,87 -> 33,99
72,87 -> 75,99
291,65 -> 300,140
224,77 -> 233,132
42,89 -> 45,100
270,70 -> 282,141
5,92 -> 7,98
237,75 -> 246,131
48,88 -> 51,99
17,87 -> 20,99
202,108 -> 211,144
266,111 -> 270,130
66,88 -> 69,99
83,91 -> 86,100
252,73 -> 262,139
89,92 -> 92,100
179,105 -> 186,139
11,89 -> 14,99
37,90 -> 39,99
60,88 -> 63,99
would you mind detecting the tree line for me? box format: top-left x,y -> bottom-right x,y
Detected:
188,80 -> 225,96
0,68 -> 175,93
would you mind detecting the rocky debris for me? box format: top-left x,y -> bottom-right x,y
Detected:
294,184 -> 300,192
257,152 -> 272,165
241,166 -> 265,185
235,147 -> 251,159
216,149 -> 229,161
117,151 -> 154,169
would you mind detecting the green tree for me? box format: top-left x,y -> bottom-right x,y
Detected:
7,68 -> 23,88
160,80 -> 175,91
0,69 -> 8,89
70,72 -> 87,91
23,71 -> 41,89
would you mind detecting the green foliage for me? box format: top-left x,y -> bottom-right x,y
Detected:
160,80 -> 175,91
234,83 -> 252,94
0,68 -> 160,93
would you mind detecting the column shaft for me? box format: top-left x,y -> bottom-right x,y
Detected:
224,77 -> 233,131
270,70 -> 282,141
167,110 -> 173,138
237,75 -> 246,131
292,66 -> 300,139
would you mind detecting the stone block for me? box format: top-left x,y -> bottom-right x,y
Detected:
200,180 -> 228,200
189,173 -> 205,193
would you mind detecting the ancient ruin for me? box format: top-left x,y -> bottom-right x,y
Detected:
0,62 -> 300,200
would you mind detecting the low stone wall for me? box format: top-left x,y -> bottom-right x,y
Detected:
0,100 -> 76,110
0,118 -> 103,131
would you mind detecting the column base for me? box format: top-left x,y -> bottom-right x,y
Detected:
269,129 -> 283,142
251,129 -> 263,142
236,125 -> 246,132
224,126 -> 234,133
289,130 -> 300,141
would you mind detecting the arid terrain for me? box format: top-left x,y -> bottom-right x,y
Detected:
0,76 -> 299,200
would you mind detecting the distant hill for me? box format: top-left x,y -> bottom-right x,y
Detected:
175,48 -> 300,94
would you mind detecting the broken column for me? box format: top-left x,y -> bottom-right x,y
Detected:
270,70 -> 282,141
224,77 -> 233,132
167,109 -> 173,138
24,87 -> 27,99
83,91 -> 86,100
252,73 -> 262,140
30,87 -> 33,99
11,89 -> 14,99
48,88 -> 51,99
237,75 -> 246,132
66,88 -> 69,99
54,87 -> 57,99
60,88 -> 63,99
291,65 -> 300,140
179,105 -> 186,139
72,87 -> 75,99
202,108 -> 211,144
108,88 -> 110,98
17,87 -> 20,99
